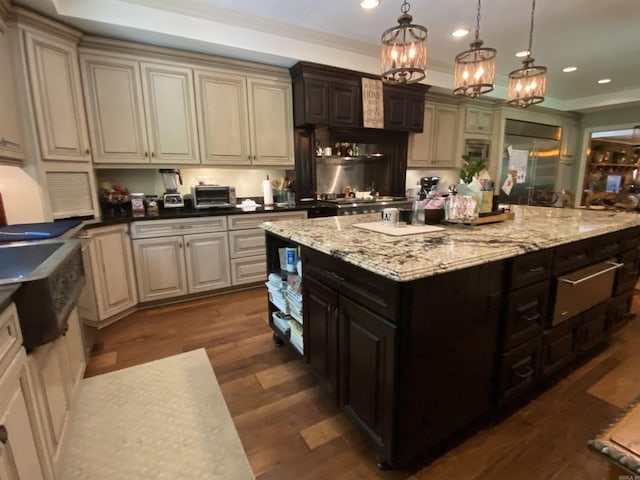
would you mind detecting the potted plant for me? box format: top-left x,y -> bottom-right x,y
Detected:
460,154 -> 487,184
591,144 -> 606,163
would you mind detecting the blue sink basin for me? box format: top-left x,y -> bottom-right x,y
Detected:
0,242 -> 66,284
0,240 -> 85,350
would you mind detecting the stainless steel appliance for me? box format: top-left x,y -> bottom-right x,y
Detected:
191,185 -> 236,209
313,196 -> 411,216
499,120 -> 562,205
552,261 -> 621,326
159,169 -> 184,208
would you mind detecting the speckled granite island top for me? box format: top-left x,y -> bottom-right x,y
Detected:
262,205 -> 640,282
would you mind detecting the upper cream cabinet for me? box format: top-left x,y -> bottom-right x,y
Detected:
80,52 -> 200,164
408,103 -> 459,168
0,11 -> 25,164
22,28 -> 91,162
463,105 -> 493,134
195,69 -> 294,166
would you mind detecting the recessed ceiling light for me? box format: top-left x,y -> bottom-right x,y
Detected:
562,66 -> 577,73
598,78 -> 612,84
451,28 -> 469,38
360,0 -> 380,9
515,50 -> 530,58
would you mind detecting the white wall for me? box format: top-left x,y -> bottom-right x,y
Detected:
0,165 -> 47,224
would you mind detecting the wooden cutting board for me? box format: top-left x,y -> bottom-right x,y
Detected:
353,222 -> 444,236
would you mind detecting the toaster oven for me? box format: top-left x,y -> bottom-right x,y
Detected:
191,185 -> 236,208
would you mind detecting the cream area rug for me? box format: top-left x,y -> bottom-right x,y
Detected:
58,348 -> 254,480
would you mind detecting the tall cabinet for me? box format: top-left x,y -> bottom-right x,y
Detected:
12,7 -> 99,219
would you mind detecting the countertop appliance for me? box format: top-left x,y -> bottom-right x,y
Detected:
191,185 -> 236,209
159,168 -> 184,208
420,176 -> 440,198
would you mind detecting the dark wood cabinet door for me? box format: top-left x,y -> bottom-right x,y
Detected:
302,79 -> 328,126
383,92 -> 408,131
503,280 -> 549,351
498,336 -> 542,408
406,95 -> 424,132
329,81 -> 361,126
303,275 -> 339,401
339,295 -> 396,450
540,317 -> 576,379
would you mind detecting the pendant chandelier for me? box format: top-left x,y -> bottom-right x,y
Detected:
453,0 -> 496,98
507,0 -> 547,107
381,0 -> 428,85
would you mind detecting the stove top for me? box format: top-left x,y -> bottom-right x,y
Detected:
318,196 -> 407,206
314,196 -> 411,216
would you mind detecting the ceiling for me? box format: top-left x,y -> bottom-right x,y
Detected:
12,0 -> 640,113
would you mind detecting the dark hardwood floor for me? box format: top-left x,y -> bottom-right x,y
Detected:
85,287 -> 640,479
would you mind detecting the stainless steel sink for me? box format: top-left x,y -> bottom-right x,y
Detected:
0,240 -> 85,350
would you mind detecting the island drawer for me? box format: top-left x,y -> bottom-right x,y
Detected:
590,231 -> 621,263
497,336 -> 542,408
503,280 -> 549,351
508,249 -> 553,291
553,238 -> 592,276
539,316 -> 576,380
301,248 -> 399,321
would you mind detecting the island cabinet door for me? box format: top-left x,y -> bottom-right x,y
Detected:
302,275 -> 339,402
338,295 -> 396,456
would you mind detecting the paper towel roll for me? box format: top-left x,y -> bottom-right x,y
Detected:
263,179 -> 273,206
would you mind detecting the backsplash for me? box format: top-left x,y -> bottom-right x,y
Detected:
406,168 -> 460,194
95,168 -> 289,198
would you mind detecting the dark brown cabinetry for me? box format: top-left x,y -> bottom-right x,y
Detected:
290,61 -> 427,132
303,275 -> 339,400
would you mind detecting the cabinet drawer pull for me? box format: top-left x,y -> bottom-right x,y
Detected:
0,425 -> 7,444
326,271 -> 346,282
527,265 -> 545,274
560,261 -> 623,285
514,365 -> 533,379
522,312 -> 541,323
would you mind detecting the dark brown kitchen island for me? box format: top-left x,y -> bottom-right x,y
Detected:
262,206 -> 640,467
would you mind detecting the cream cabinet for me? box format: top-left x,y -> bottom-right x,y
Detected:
80,54 -> 148,164
464,106 -> 493,134
0,349 -> 45,480
78,224 -> 138,327
0,15 -> 25,163
408,104 -> 459,168
27,307 -> 85,474
80,53 -> 200,164
22,29 -> 91,162
131,217 -> 230,302
195,69 -> 294,166
228,211 -> 306,285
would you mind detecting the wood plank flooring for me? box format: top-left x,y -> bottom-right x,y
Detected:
85,288 -> 640,479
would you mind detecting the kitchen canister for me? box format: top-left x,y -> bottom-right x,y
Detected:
382,208 -> 399,225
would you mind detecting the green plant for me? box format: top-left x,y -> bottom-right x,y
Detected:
460,155 -> 487,183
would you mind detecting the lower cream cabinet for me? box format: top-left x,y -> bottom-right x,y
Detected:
27,307 -> 86,473
228,211 -> 307,286
0,349 -> 45,480
78,224 -> 138,327
131,217 -> 230,302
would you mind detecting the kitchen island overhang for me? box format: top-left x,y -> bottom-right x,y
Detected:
261,206 -> 640,468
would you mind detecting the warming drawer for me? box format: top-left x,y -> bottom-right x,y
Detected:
552,261 -> 622,326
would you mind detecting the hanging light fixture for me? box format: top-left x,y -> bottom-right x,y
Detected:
452,0 -> 496,98
507,0 -> 547,107
381,0 -> 427,85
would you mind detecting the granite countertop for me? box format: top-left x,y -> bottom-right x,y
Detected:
261,206 -> 640,282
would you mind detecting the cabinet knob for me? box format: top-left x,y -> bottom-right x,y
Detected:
151,152 -> 155,158
144,152 -> 148,158
85,148 -> 91,154
253,155 -> 256,161
0,425 -> 7,444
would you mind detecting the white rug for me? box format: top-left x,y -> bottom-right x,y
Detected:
58,349 -> 254,480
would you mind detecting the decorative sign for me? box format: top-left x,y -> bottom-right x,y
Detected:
362,78 -> 384,129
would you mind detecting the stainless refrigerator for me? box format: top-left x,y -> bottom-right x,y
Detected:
498,119 -> 562,205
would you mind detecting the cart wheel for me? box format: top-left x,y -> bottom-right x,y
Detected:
273,332 -> 284,348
